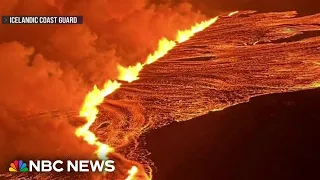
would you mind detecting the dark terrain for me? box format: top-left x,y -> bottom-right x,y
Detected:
146,88 -> 320,180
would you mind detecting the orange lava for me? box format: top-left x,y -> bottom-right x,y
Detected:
228,11 -> 239,17
125,166 -> 139,180
117,17 -> 219,82
76,15 -> 222,179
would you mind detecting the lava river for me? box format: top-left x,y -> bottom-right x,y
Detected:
4,10 -> 320,180
74,13 -> 223,180
90,10 -> 320,180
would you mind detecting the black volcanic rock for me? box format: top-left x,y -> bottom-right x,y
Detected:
146,88 -> 320,180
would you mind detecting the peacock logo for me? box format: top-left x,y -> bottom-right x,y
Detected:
9,160 -> 29,172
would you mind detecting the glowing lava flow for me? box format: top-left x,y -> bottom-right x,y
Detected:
125,166 -> 139,180
75,80 -> 121,158
228,11 -> 239,17
76,15 -> 221,180
117,16 -> 219,82
117,38 -> 177,82
176,17 -> 219,43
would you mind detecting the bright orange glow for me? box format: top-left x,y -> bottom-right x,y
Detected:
176,17 -> 219,43
228,11 -> 239,17
117,63 -> 143,82
117,17 -> 219,83
125,166 -> 139,180
76,16 -> 221,180
312,81 -> 320,88
145,38 -> 177,65
75,80 -> 121,157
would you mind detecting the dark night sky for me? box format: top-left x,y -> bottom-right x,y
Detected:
145,88 -> 320,180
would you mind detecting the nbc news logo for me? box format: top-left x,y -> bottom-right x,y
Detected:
9,159 -> 115,172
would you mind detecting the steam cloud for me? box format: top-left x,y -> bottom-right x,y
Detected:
0,0 -> 207,171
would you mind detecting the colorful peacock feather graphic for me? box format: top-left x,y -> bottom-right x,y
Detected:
9,160 -> 28,172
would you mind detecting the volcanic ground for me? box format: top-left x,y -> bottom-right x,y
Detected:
147,87 -> 320,180
2,10 -> 320,180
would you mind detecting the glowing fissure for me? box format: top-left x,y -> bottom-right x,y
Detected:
228,11 -> 239,17
117,16 -> 219,83
125,166 -> 139,180
75,80 -> 121,158
75,13 -> 227,179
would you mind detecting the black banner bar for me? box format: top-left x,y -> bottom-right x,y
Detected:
2,16 -> 83,24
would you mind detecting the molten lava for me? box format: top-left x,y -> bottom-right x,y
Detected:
117,17 -> 219,83
117,63 -> 143,83
75,80 -> 121,158
176,17 -> 218,43
76,15 -> 220,179
228,11 -> 239,17
5,10 -> 319,180
125,166 -> 139,180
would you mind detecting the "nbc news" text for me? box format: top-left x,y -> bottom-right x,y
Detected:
28,160 -> 115,172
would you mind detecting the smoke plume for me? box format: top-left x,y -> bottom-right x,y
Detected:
0,0 -> 207,171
